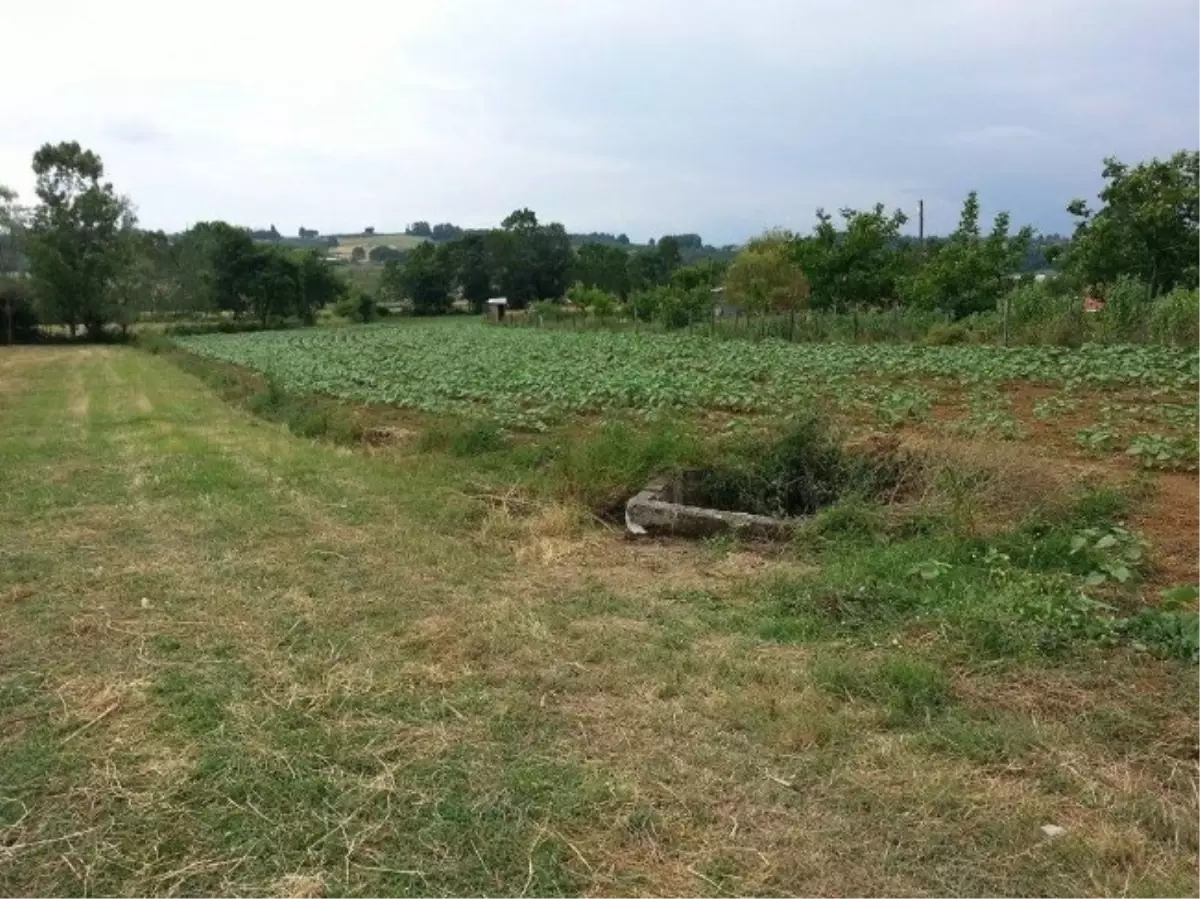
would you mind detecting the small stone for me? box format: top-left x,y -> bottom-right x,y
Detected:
1040,824 -> 1066,838
140,597 -> 151,609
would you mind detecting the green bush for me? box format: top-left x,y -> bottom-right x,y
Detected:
922,321 -> 971,346
1148,287 -> 1199,346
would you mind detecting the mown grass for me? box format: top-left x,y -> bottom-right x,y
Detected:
0,345 -> 1196,897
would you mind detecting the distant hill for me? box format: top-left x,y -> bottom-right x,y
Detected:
325,233 -> 428,261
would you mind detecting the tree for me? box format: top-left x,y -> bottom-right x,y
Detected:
790,204 -> 911,311
295,250 -> 345,324
616,233 -> 630,245
628,248 -> 667,291
1062,151 -> 1199,296
109,228 -> 161,336
724,235 -> 811,323
406,221 -> 432,238
363,226 -> 376,235
26,141 -> 135,338
487,209 -> 572,307
573,243 -> 630,297
453,232 -> 492,313
901,192 -> 1033,318
368,245 -> 407,263
350,246 -> 366,263
656,235 -> 683,274
199,221 -> 260,318
431,222 -> 463,241
671,258 -> 727,292
665,233 -> 703,251
397,241 -> 452,315
247,246 -> 300,328
0,185 -> 32,343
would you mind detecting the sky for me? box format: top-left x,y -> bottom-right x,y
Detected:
2,0 -> 1197,244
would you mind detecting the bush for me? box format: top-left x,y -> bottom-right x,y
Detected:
1148,287 -> 1199,346
922,321 -> 970,346
334,290 -> 377,323
1093,275 -> 1150,343
689,415 -> 912,517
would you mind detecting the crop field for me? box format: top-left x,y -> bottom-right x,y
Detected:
3,337 -> 1197,897
178,321 -> 1200,463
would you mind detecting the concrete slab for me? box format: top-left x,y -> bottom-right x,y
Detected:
625,476 -> 799,539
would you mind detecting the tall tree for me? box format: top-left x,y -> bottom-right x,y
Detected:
397,241 -> 453,314
26,142 -> 134,338
724,235 -> 811,320
901,192 -> 1033,318
791,205 -> 912,311
573,243 -> 631,297
454,232 -> 493,312
1063,151 -> 1199,296
0,185 -> 32,343
296,250 -> 345,324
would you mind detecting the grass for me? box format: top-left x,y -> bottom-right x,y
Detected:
0,345 -> 1196,896
327,233 -> 429,261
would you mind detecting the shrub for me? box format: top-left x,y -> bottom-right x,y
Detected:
333,290 -> 377,323
1148,287 -> 1199,347
922,321 -> 970,346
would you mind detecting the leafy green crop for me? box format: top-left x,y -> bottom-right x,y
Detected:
177,321 -> 1200,429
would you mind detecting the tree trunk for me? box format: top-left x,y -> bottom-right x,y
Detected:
3,298 -> 11,346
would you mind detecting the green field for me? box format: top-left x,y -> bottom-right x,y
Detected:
177,321 -> 1200,446
2,338 -> 1197,897
328,233 -> 429,261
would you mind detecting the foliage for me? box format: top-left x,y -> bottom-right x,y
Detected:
1147,287 -> 1199,346
1,184 -> 34,343
724,234 -> 811,317
627,284 -> 713,328
1062,151 -> 1199,297
450,233 -> 492,313
390,241 -> 453,315
25,141 -> 136,338
687,415 -> 906,517
566,282 -> 619,317
572,243 -> 630,297
486,210 -> 573,308
0,277 -> 38,343
791,205 -> 911,310
367,245 -> 407,263
333,289 -> 377,323
1126,432 -> 1199,471
902,192 -> 1033,318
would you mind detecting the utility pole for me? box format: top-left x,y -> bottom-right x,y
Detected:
918,199 -> 925,253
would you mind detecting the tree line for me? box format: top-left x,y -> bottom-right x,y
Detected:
0,142 -> 351,341
1,141 -> 1195,343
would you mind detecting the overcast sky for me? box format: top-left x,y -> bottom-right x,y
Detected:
3,0 -> 1197,243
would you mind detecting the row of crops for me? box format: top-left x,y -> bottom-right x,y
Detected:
177,321 -> 1200,429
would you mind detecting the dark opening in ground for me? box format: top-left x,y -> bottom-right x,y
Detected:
674,418 -> 913,519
